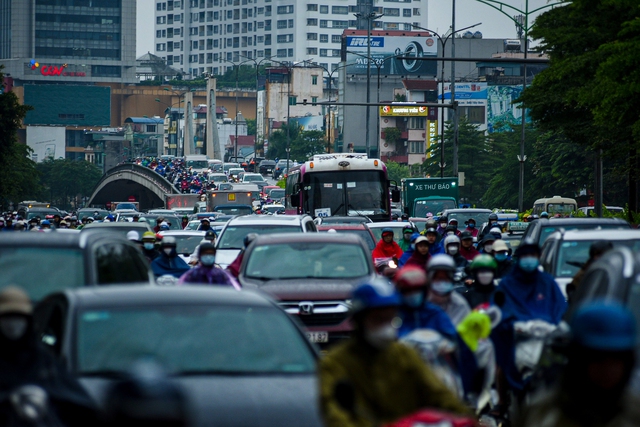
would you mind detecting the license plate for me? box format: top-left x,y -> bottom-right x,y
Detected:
267,169 -> 272,172
306,331 -> 329,343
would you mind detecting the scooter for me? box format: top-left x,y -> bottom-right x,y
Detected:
0,385 -> 65,426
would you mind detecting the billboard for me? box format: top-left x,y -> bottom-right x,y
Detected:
486,85 -> 531,133
292,116 -> 324,132
26,126 -> 66,163
345,35 -> 437,76
380,105 -> 432,117
24,85 -> 110,126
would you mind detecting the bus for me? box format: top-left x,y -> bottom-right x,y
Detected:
532,196 -> 578,216
285,154 -> 399,222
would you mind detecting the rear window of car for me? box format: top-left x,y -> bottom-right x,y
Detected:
217,225 -> 301,249
539,223 -> 629,245
556,239 -> 640,277
77,305 -> 315,375
0,247 -> 84,300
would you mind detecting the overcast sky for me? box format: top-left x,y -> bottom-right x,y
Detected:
136,0 -> 556,58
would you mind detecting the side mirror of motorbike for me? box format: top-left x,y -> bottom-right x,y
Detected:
334,380 -> 356,414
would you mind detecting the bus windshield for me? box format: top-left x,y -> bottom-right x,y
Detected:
186,160 -> 209,169
303,171 -> 388,219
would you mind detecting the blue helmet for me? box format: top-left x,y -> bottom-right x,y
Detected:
540,211 -> 549,218
571,302 -> 636,351
351,281 -> 400,314
41,220 -> 51,226
410,232 -> 422,243
381,227 -> 394,236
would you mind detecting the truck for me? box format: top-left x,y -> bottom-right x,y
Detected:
206,188 -> 257,212
401,177 -> 459,218
164,194 -> 206,211
110,202 -> 140,211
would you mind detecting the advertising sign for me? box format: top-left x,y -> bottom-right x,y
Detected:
292,116 -> 323,131
380,105 -> 430,117
345,34 -> 437,76
441,82 -> 488,100
26,126 -> 66,163
486,85 -> 531,133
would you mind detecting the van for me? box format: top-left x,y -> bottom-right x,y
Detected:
532,196 -> 577,216
185,155 -> 209,173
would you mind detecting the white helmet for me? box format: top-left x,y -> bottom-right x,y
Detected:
443,235 -> 461,247
427,254 -> 456,273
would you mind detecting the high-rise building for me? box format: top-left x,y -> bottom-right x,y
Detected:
154,0 -> 428,78
0,0 -> 137,84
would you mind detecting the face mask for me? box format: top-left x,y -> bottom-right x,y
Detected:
364,324 -> 397,349
0,316 -> 28,341
484,244 -> 493,253
447,245 -> 459,255
431,281 -> 454,295
476,271 -> 494,285
144,243 -> 155,251
200,254 -> 216,266
519,257 -> 539,272
163,247 -> 176,257
467,223 -> 475,229
494,252 -> 508,262
402,292 -> 423,308
440,223 -> 447,229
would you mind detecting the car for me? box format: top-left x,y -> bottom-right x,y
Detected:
441,208 -> 493,231
213,204 -> 254,216
317,224 -> 377,251
215,214 -> 317,268
76,208 -> 110,221
223,162 -> 240,174
138,214 -> 182,230
242,173 -> 265,183
208,173 -> 229,185
314,215 -> 373,226
500,221 -> 529,249
114,211 -> 140,222
578,206 -> 624,216
521,217 -> 630,246
273,159 -> 294,179
23,207 -> 63,221
267,188 -> 285,201
147,209 -> 177,216
238,233 -> 376,345
113,202 -> 138,211
0,233 -> 153,301
366,221 -> 419,246
171,207 -> 195,217
228,168 -> 245,180
33,286 -> 322,427
80,221 -> 154,239
158,230 -> 206,264
259,160 -> 277,175
540,229 -> 640,296
260,204 -> 286,215
186,219 -> 202,230
262,185 -> 280,196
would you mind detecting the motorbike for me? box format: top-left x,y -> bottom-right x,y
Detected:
513,319 -> 558,382
375,257 -> 399,279
0,385 -> 65,427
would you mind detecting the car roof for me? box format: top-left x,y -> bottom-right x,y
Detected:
0,230 -> 120,249
227,214 -> 308,225
549,229 -> 640,241
159,230 -> 206,236
535,217 -> 629,225
367,221 -> 415,228
83,222 -> 152,229
253,232 -> 363,245
59,285 -> 274,309
317,224 -> 368,230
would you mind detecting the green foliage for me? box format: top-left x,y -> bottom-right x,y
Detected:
246,118 -> 256,136
276,178 -> 286,188
266,122 -> 326,161
383,127 -> 401,146
0,65 -> 40,209
36,159 -> 103,210
385,161 -> 410,184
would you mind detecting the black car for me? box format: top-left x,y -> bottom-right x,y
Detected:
258,160 -> 276,175
521,217 -> 630,246
0,232 -> 153,301
34,286 -> 322,427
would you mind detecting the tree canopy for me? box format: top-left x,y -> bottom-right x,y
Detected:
265,122 -> 327,161
35,159 -> 103,211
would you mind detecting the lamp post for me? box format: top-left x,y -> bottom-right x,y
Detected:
239,54 -> 278,160
412,23 -> 481,177
221,58 -> 253,162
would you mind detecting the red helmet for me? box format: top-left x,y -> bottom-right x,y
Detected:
394,266 -> 427,292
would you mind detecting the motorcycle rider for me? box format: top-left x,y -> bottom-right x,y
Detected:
567,240 -> 613,298
398,232 -> 421,268
151,236 -> 191,278
462,255 -> 498,309
372,228 -> 404,262
189,230 -> 217,266
478,234 -> 496,255
141,231 -> 160,262
179,243 -> 233,286
491,239 -> 513,279
0,287 -> 98,426
516,302 -> 640,426
181,215 -> 189,229
403,236 -> 431,272
425,227 -> 445,256
478,213 -> 500,241
436,216 -> 449,237
427,255 -> 471,327
463,218 -> 479,238
491,241 -> 567,413
318,281 -> 470,427
443,235 -> 468,272
459,231 -> 480,261
399,225 -> 415,252
227,233 -> 258,278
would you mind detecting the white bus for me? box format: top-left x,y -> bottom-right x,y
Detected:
532,196 -> 578,216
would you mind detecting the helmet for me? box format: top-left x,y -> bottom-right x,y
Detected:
488,213 -> 498,221
425,219 -> 437,229
570,302 -> 636,351
161,236 -> 176,247
394,267 -> 428,291
351,281 -> 400,314
448,218 -> 458,225
425,227 -> 438,235
409,232 -> 422,243
460,231 -> 474,241
492,240 -> 509,253
141,231 -> 156,242
515,239 -> 540,258
0,286 -> 32,316
41,220 -> 51,226
160,224 -> 170,230
243,233 -> 258,247
427,254 -> 456,273
470,255 -> 498,271
589,240 -> 613,258
126,231 -> 140,241
198,242 -> 216,255
443,235 -> 461,247
381,227 -> 394,236
445,225 -> 457,234
540,211 -> 549,218
402,226 -> 413,234
414,236 -> 429,245
438,216 -> 448,224
204,230 -> 217,241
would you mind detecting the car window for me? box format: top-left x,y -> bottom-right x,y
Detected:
446,212 -> 492,229
538,223 -> 629,245
218,225 -> 302,249
0,247 -> 85,300
319,229 -> 375,251
96,244 -> 149,284
304,220 -> 317,232
170,235 -> 205,255
76,305 -> 315,374
245,242 -> 369,279
369,226 -> 414,246
555,241 -> 591,277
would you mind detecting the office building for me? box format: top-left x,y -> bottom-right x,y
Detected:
153,0 -> 428,78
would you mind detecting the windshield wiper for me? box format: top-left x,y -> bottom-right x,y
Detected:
246,276 -> 276,281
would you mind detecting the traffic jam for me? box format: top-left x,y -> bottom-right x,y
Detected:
0,153 -> 637,427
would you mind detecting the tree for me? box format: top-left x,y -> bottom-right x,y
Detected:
382,127 -> 401,146
0,66 -> 40,209
246,118 -> 256,136
36,159 -> 103,210
422,117 -> 492,206
266,122 -> 326,161
385,161 -> 410,184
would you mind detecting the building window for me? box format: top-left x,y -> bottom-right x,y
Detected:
312,97 -> 318,104
319,5 -> 328,13
458,106 -> 486,124
413,8 -> 421,16
332,20 -> 348,29
288,48 -> 293,57
403,9 -> 412,17
320,34 -> 328,43
307,33 -> 317,40
408,141 -> 425,154
408,117 -> 426,129
277,48 -> 287,57
307,18 -> 317,26
307,4 -> 317,11
277,5 -> 293,14
332,6 -> 348,14
288,19 -> 294,28
312,75 -> 318,85
277,20 -> 287,29
331,49 -> 340,57
331,34 -> 341,43
319,49 -> 327,57
289,96 -> 297,106
307,47 -> 318,55
384,8 -> 400,16
320,20 -> 328,28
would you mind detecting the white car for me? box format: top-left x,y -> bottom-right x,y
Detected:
158,230 -> 206,265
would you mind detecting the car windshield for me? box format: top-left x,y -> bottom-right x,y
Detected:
77,210 -> 108,221
246,242 -> 369,279
0,248 -> 84,300
229,168 -> 244,175
556,239 -> 640,277
167,235 -> 204,255
539,223 -> 629,245
139,217 -> 181,230
244,175 -> 264,182
446,211 -> 493,229
218,225 -> 301,249
115,203 -> 137,211
269,189 -> 285,199
546,203 -> 577,215
369,226 -> 411,246
210,175 -> 228,183
76,305 -> 315,375
263,205 -> 284,214
414,199 -> 457,217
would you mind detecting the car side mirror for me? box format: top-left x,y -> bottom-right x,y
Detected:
391,188 -> 400,203
290,193 -> 300,207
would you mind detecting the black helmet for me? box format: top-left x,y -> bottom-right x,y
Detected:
243,233 -> 258,248
204,230 -> 216,240
488,213 -> 499,221
198,242 -> 216,254
589,240 -> 613,258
